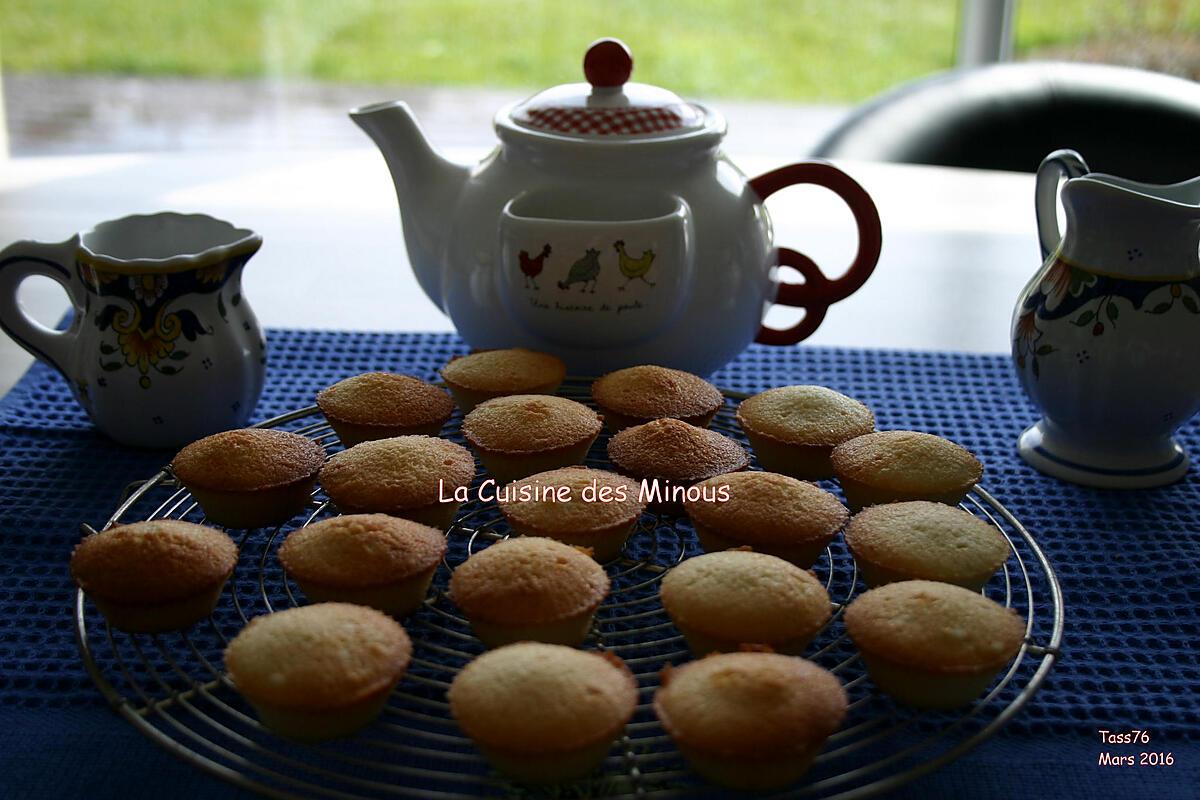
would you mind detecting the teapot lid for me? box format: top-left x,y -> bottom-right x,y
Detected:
507,39 -> 708,138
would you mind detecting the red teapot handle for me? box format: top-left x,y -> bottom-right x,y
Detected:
750,162 -> 882,345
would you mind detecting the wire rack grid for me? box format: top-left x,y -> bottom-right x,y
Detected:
74,378 -> 1064,799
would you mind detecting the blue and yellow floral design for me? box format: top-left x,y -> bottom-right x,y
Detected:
129,273 -> 169,305
81,253 -> 249,390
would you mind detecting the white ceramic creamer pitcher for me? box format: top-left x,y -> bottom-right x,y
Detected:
1013,149 -> 1200,488
0,213 -> 267,448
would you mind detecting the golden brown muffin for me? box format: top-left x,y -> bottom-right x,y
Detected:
844,580 -> 1025,709
440,348 -> 567,413
319,435 -> 475,529
684,471 -> 848,567
591,365 -> 723,432
278,514 -> 446,617
171,428 -> 326,528
448,536 -> 609,648
736,385 -> 875,479
224,602 -> 411,740
654,651 -> 847,791
498,467 -> 646,561
70,520 -> 238,633
448,642 -> 637,784
462,395 -> 602,484
831,430 -> 984,511
607,418 -> 749,513
660,550 -> 831,656
316,372 -> 455,446
844,501 -> 1010,591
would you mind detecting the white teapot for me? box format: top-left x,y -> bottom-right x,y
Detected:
352,39 -> 881,375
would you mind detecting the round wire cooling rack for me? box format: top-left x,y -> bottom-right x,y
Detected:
74,378 -> 1064,800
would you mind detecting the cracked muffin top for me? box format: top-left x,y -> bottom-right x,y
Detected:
591,365 -> 722,423
463,395 -> 602,454
607,418 -> 749,483
441,349 -> 566,393
172,428 -> 326,493
319,435 -> 474,511
736,385 -> 874,446
317,372 -> 454,428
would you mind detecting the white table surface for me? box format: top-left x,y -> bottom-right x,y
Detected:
0,149 -> 1041,396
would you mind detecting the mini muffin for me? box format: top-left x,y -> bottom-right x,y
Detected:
607,418 -> 749,514
462,395 -> 602,484
70,520 -> 238,633
278,514 -> 446,617
654,651 -> 847,791
661,551 -> 831,656
319,435 -> 475,529
171,428 -> 326,528
736,385 -> 875,479
831,430 -> 984,511
845,501 -> 1010,591
224,603 -> 411,740
683,471 -> 848,567
316,372 -> 455,446
441,348 -> 567,413
591,365 -> 724,432
498,467 -> 646,561
449,536 -> 609,648
448,642 -> 637,784
844,580 -> 1025,709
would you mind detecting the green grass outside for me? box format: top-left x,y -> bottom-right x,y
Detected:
1,0 -> 1197,102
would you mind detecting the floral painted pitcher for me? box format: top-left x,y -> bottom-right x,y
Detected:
1012,149 -> 1200,488
0,213 -> 266,447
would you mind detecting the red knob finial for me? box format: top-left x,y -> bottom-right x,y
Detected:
584,38 -> 633,89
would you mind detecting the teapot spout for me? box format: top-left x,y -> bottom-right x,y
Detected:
351,101 -> 469,310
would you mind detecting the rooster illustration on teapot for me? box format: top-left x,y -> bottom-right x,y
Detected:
518,243 -> 551,290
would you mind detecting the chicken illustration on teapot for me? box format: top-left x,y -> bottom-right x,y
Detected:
351,38 -> 881,374
530,241 -> 658,294
518,244 -> 551,290
557,248 -> 602,293
613,240 -> 656,289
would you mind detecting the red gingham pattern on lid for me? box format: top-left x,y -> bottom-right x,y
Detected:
517,105 -> 691,136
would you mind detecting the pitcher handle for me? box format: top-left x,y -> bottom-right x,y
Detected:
0,237 -> 86,381
1035,149 -> 1090,260
749,162 -> 882,345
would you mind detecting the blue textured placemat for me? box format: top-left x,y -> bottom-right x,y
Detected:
1,329 -> 1198,799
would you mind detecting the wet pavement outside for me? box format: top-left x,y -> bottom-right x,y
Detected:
2,73 -> 848,157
